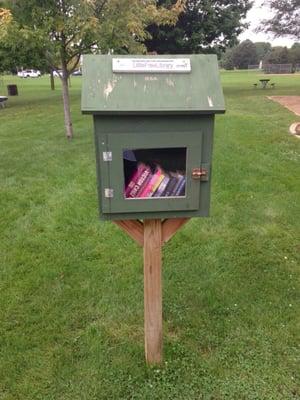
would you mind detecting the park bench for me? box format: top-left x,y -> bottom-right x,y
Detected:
0,96 -> 8,108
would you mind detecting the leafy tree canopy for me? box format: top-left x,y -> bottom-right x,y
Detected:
260,1 -> 300,40
0,13 -> 48,72
264,46 -> 289,64
220,40 -> 300,71
0,0 -> 184,139
3,0 -> 185,71
231,39 -> 258,69
220,47 -> 235,70
145,0 -> 253,54
254,42 -> 272,61
220,39 -> 258,70
0,7 -> 11,38
289,43 -> 300,66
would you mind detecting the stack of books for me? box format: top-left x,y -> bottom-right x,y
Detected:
124,163 -> 186,199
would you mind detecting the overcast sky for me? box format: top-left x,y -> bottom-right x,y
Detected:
238,0 -> 295,47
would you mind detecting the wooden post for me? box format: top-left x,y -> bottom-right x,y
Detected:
143,219 -> 162,364
114,217 -> 189,363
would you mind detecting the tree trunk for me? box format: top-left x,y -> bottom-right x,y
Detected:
50,70 -> 55,90
61,75 -> 73,139
59,30 -> 74,139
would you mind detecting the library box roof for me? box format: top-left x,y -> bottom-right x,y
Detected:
81,54 -> 225,115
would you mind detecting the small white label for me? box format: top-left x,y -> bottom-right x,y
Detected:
104,188 -> 114,198
103,151 -> 112,161
112,58 -> 191,73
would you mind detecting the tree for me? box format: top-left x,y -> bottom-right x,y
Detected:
288,43 -> 300,67
264,46 -> 289,64
145,0 -> 253,54
0,22 -> 48,73
2,0 -> 184,139
232,40 -> 258,69
254,42 -> 272,62
220,48 -> 235,70
260,1 -> 300,40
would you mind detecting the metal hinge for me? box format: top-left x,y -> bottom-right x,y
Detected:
192,164 -> 210,181
103,151 -> 112,161
104,188 -> 114,198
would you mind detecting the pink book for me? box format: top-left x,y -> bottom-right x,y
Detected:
124,163 -> 146,197
136,171 -> 153,197
127,166 -> 152,198
138,168 -> 163,198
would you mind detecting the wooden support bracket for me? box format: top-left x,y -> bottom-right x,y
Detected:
113,217 -> 189,247
113,219 -> 144,246
162,218 -> 189,244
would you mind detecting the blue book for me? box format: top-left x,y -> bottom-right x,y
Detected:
162,176 -> 178,197
174,176 -> 186,196
170,175 -> 184,196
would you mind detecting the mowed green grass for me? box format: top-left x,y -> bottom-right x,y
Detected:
0,71 -> 299,399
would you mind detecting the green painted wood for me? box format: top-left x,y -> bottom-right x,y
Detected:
82,55 -> 225,114
92,115 -> 214,221
81,53 -> 225,221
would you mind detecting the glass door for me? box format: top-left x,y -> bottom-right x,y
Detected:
101,131 -> 202,214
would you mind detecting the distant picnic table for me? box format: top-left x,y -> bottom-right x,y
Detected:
259,79 -> 271,89
0,96 -> 8,108
253,79 -> 275,89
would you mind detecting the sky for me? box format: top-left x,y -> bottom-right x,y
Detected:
238,0 -> 295,48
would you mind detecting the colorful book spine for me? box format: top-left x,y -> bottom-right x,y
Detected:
125,163 -> 146,197
127,167 -> 152,198
149,174 -> 165,197
170,175 -> 185,196
135,171 -> 153,197
174,176 -> 186,196
153,176 -> 170,197
163,176 -> 179,197
138,168 -> 163,198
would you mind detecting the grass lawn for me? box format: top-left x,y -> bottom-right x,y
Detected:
0,71 -> 299,399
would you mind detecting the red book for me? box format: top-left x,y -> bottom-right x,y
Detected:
127,166 -> 152,198
138,168 -> 163,198
124,163 -> 146,197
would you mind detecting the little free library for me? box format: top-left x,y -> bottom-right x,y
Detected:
81,54 -> 225,364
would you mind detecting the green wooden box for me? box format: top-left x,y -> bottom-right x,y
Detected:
81,55 -> 225,221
